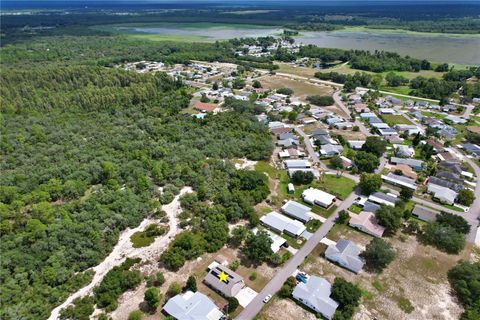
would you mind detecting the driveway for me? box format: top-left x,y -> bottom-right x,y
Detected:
235,287 -> 258,308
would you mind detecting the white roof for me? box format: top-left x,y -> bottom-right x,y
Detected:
302,188 -> 336,206
260,211 -> 306,236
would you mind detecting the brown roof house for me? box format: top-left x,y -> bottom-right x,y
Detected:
349,211 -> 385,237
193,101 -> 219,113
391,164 -> 418,180
204,265 -> 245,298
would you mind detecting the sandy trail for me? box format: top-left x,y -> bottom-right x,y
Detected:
48,187 -> 192,320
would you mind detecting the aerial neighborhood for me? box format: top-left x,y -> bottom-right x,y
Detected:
104,40 -> 480,320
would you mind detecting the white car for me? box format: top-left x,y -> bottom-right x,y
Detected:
263,294 -> 272,303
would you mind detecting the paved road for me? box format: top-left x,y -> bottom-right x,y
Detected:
235,190 -> 360,320
332,91 -> 372,137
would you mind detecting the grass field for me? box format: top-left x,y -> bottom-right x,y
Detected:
260,75 -> 334,101
315,174 -> 357,200
380,114 -> 413,126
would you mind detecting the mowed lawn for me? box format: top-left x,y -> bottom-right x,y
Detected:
380,114 -> 413,126
315,174 -> 357,200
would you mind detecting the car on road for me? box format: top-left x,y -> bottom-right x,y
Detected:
263,294 -> 272,303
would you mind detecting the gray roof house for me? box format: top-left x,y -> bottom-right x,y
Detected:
325,239 -> 365,273
292,276 -> 339,320
363,201 -> 381,213
284,159 -> 311,169
368,192 -> 399,207
427,184 -> 458,205
390,157 -> 424,171
461,143 -> 480,157
348,140 -> 365,150
381,173 -> 416,190
203,265 -> 244,298
428,176 -> 463,192
260,211 -> 306,237
412,205 -> 439,222
438,161 -> 465,175
281,200 -> 313,223
163,291 -> 224,320
320,144 -> 343,156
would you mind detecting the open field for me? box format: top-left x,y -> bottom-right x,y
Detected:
380,114 -> 413,126
259,75 -> 334,102
295,224 -> 471,320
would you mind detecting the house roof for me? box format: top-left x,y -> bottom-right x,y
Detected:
412,205 -> 439,222
438,161 -> 465,174
348,140 -> 365,149
193,102 -> 218,112
320,144 -> 343,155
390,157 -> 424,169
203,265 -> 244,298
368,192 -> 399,207
391,164 -> 417,180
281,200 -> 312,222
270,127 -> 292,135
302,188 -> 336,206
260,211 -> 306,236
363,201 -> 381,213
325,239 -> 365,273
382,173 -> 416,190
252,228 -> 286,253
163,291 -> 224,320
349,211 -> 385,237
284,159 -> 311,169
467,126 -> 480,134
461,143 -> 480,157
428,176 -> 463,192
427,184 -> 458,204
292,276 -> 339,320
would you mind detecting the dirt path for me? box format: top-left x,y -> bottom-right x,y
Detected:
48,187 -> 192,320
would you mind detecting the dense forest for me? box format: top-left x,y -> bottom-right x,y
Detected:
0,35 -> 273,319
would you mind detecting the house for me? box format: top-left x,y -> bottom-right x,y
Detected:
252,228 -> 286,253
391,164 -> 418,180
460,143 -> 480,158
394,144 -> 415,158
467,126 -> 480,134
334,122 -> 353,130
204,265 -> 245,298
363,201 -> 381,213
302,188 -> 336,208
378,128 -> 399,136
436,170 -> 463,184
360,112 -> 377,120
270,127 -> 292,136
301,117 -> 317,125
260,211 -> 306,237
428,176 -> 462,192
284,159 -> 311,169
314,135 -> 334,145
292,276 -> 339,320
437,151 -> 457,161
445,115 -> 467,125
438,161 -> 465,175
439,126 -> 458,140
368,192 -> 399,207
268,121 -> 286,130
193,102 -> 218,113
390,157 -> 424,171
281,200 -> 313,223
425,139 -> 445,153
427,184 -> 457,205
381,173 -> 416,190
320,144 -> 343,156
326,116 -> 344,125
325,239 -> 365,273
385,135 -> 404,144
352,103 -> 370,113
349,211 -> 385,237
379,108 -> 395,114
340,156 -> 353,169
288,168 -> 320,179
368,117 -> 383,124
163,291 -> 224,320
370,122 -> 390,129
395,124 -> 422,135
348,140 -> 365,150
279,132 -> 296,140
277,138 -> 299,148
412,205 -> 439,222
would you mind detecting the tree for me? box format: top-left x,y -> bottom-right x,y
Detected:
436,212 -> 471,234
423,222 -> 465,254
242,230 -> 273,263
361,136 -> 387,157
355,151 -> 380,173
185,275 -> 197,292
212,82 -> 219,90
230,226 -> 249,247
227,297 -> 239,313
420,143 -> 435,160
128,310 -> 143,320
375,205 -> 403,235
448,261 -> 480,318
412,132 -> 421,146
276,87 -> 294,96
336,210 -> 350,224
167,282 -> 182,297
144,287 -> 162,312
362,238 -> 396,272
330,155 -> 344,169
399,187 -> 413,200
278,276 -> 297,298
457,189 -> 475,206
155,272 -> 165,287
292,170 -> 314,184
252,80 -> 262,88
385,72 -> 409,87
306,95 -> 334,106
359,173 -> 382,195
331,277 -> 362,319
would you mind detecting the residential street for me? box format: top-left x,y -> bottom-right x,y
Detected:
332,91 -> 372,137
235,190 -> 361,320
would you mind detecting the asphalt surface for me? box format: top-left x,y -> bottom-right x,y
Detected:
235,189 -> 360,320
332,91 -> 372,137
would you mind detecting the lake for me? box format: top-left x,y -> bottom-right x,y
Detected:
120,24 -> 480,65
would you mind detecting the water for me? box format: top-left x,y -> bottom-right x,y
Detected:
129,25 -> 480,64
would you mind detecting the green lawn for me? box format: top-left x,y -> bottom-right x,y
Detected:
255,161 -> 278,179
380,114 -> 413,126
348,204 -> 362,214
314,174 -> 357,200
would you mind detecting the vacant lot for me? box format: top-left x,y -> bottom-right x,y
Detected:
296,224 -> 470,320
380,114 -> 413,126
260,75 -> 334,102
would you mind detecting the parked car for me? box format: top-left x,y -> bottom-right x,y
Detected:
263,294 -> 272,303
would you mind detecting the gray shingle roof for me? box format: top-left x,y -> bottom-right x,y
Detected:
281,200 -> 312,223
412,205 -> 439,222
325,239 -> 365,273
292,276 -> 339,320
203,265 -> 244,298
